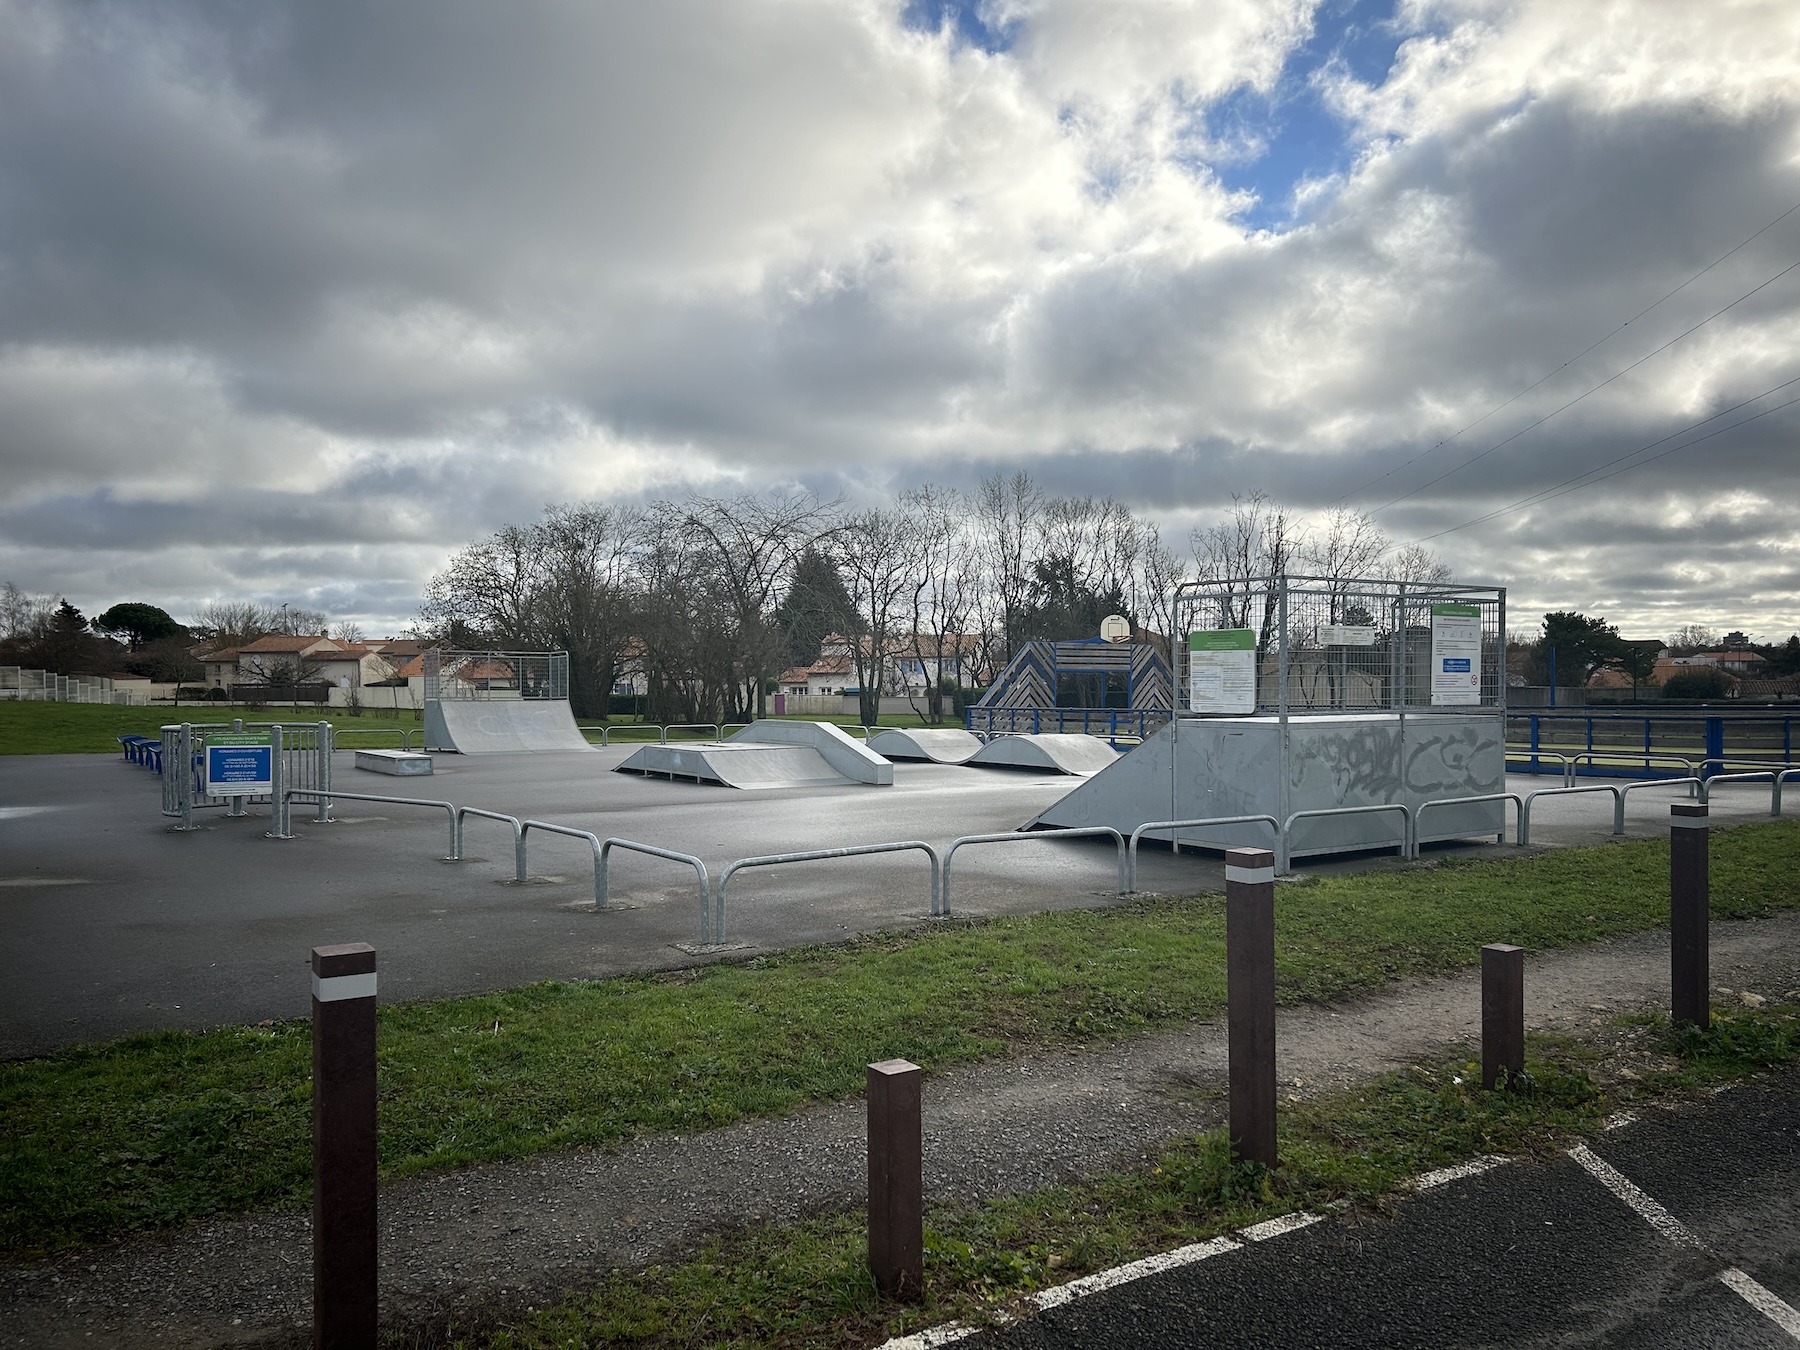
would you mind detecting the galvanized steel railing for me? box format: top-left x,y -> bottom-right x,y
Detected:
939,828 -> 1127,916
455,806 -> 527,880
284,789 -> 456,855
1414,793 -> 1524,849
1125,816 -> 1280,893
1282,803 -> 1414,870
714,841 -> 941,943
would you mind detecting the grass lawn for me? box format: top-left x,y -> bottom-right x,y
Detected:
0,701 -> 423,755
3,820 -> 1797,1257
450,1007 -> 1800,1348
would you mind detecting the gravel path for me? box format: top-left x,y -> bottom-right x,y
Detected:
5,912 -> 1799,1349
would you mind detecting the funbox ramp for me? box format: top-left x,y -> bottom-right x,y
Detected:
1024,714 -> 1503,856
424,699 -> 592,753
614,719 -> 893,789
966,733 -> 1123,776
865,728 -> 984,764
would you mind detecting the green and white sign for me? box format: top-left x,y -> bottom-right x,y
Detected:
1187,628 -> 1257,715
205,733 -> 273,797
1430,603 -> 1482,706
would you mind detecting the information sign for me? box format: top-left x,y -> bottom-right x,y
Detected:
1430,603 -> 1483,705
1188,629 -> 1257,715
206,733 -> 273,797
1320,625 -> 1378,646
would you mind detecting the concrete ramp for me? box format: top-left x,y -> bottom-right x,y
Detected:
424,699 -> 592,753
967,733 -> 1122,776
866,728 -> 983,764
614,742 -> 844,789
614,721 -> 893,789
730,720 -> 893,785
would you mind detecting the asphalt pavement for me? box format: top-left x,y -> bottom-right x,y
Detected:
0,746 -> 1782,1056
950,1066 -> 1800,1349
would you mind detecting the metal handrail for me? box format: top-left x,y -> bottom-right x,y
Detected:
1125,816 -> 1280,893
714,841 -> 941,943
940,828 -> 1127,917
1564,751 -> 1697,789
1506,747 -> 1572,780
1282,803 -> 1413,871
284,789 -> 457,858
1617,777 -> 1704,832
663,723 -> 723,743
1519,784 -> 1623,846
1415,793 -> 1524,848
455,806 -> 526,880
519,822 -> 711,928
594,724 -> 667,746
1698,768 -> 1795,817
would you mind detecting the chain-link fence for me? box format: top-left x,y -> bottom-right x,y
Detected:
422,650 -> 569,702
1172,574 -> 1506,716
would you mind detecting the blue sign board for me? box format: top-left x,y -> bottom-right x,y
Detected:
206,735 -> 273,797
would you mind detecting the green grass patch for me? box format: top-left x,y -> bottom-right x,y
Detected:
0,701 -> 422,755
3,821 -> 1797,1257
439,1003 -> 1800,1349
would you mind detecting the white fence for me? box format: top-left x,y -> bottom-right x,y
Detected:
0,666 -> 146,704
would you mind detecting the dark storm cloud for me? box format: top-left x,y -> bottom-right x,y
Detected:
0,0 -> 1795,636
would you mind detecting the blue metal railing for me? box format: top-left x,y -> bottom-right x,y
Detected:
964,707 -> 1167,744
1507,711 -> 1797,780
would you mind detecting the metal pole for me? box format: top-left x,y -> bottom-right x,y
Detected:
267,724 -> 292,839
867,1058 -> 923,1301
178,723 -> 195,831
314,721 -> 334,824
1481,943 -> 1524,1089
1225,846 -> 1277,1168
1670,804 -> 1709,1029
311,942 -> 378,1348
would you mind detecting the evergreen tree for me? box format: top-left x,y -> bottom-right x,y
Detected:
773,549 -> 858,668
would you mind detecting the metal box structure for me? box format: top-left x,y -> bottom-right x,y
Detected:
1029,574 -> 1508,857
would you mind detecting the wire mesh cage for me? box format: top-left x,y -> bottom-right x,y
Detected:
1171,575 -> 1506,716
423,650 -> 570,702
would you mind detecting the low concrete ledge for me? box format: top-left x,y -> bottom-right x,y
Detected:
353,749 -> 434,777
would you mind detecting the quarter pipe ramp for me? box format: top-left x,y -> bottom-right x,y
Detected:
423,699 -> 593,753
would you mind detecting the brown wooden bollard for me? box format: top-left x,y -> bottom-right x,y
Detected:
311,943 -> 378,1349
1480,944 -> 1524,1090
1225,847 -> 1277,1168
1670,804 -> 1710,1029
867,1058 -> 923,1301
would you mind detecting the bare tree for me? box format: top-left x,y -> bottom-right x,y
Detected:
1138,525 -> 1188,658
0,583 -> 55,641
1188,491 -> 1308,635
898,485 -> 978,723
1388,543 -> 1454,586
833,507 -> 919,726
974,472 -> 1044,665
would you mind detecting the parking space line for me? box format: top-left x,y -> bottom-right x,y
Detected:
1239,1212 -> 1323,1242
1568,1144 -> 1702,1247
1571,1145 -> 1800,1340
1415,1155 -> 1509,1190
1031,1235 -> 1244,1310
1720,1269 -> 1800,1341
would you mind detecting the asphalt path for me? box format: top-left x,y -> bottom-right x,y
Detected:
953,1066 -> 1800,1349
0,747 -> 1781,1056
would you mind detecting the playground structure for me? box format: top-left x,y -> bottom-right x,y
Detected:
967,638 -> 1171,740
422,650 -> 591,753
1032,574 -> 1509,859
615,719 -> 893,788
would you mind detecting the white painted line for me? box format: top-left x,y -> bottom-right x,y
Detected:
1603,1112 -> 1638,1131
312,971 -> 378,1002
1239,1212 -> 1323,1241
1720,1268 -> 1800,1341
1225,864 -> 1275,885
874,1319 -> 987,1350
1414,1155 -> 1509,1190
1568,1145 -> 1702,1248
1032,1235 -> 1242,1310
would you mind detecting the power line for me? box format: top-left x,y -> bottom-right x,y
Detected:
1337,197 -> 1800,506
1365,255 -> 1800,515
1411,377 -> 1800,542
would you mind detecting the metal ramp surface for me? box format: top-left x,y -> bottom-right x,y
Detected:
866,728 -> 984,764
423,699 -> 592,753
966,733 -> 1122,776
614,720 -> 894,789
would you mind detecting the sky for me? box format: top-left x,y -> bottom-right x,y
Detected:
1,0 -> 1797,643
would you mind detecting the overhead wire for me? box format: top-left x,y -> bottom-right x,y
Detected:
1363,255 -> 1800,515
1411,373 -> 1800,542
1335,197 -> 1800,506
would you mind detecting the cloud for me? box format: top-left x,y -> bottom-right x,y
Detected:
0,0 -> 1797,638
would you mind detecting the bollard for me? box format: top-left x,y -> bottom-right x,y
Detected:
311,943 -> 378,1348
867,1058 -> 923,1301
1480,944 -> 1524,1090
1670,804 -> 1709,1029
1225,847 -> 1277,1168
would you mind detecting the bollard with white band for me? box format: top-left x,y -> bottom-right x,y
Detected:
1225,847 -> 1277,1168
1670,804 -> 1709,1029
311,942 -> 378,1347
